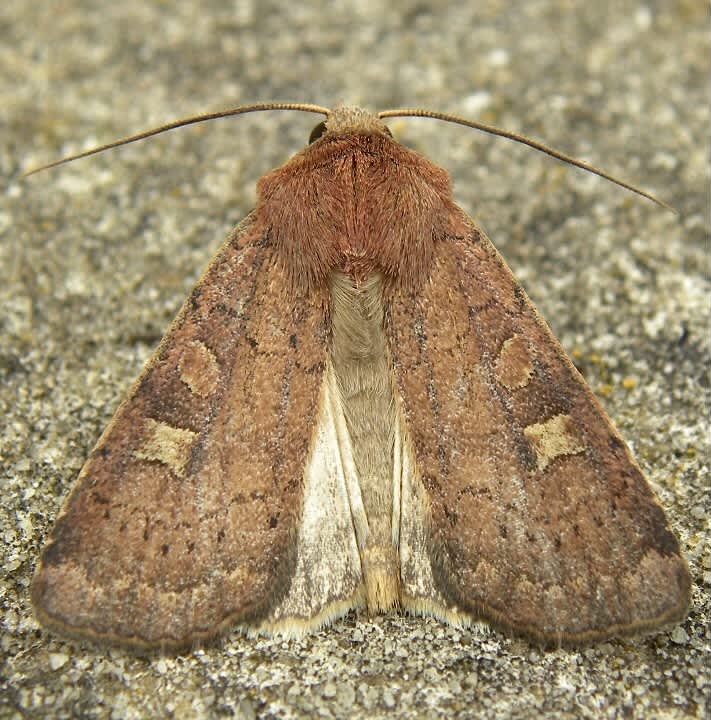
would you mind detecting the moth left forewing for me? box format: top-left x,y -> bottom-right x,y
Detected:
32,216 -> 333,650
385,211 -> 691,645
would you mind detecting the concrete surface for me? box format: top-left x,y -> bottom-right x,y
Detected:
1,1 -> 708,718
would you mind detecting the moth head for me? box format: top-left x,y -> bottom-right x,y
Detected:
309,106 -> 393,144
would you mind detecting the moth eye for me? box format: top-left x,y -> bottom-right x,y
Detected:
309,121 -> 327,144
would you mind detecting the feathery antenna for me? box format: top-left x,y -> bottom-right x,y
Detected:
379,108 -> 674,212
24,102 -> 330,176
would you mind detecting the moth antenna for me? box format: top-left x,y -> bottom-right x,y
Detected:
379,108 -> 675,213
24,102 -> 331,176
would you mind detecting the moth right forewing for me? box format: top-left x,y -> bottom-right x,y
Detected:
385,212 -> 690,645
32,215 -> 330,650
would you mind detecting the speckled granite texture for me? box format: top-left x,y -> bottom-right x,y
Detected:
1,2 -> 708,718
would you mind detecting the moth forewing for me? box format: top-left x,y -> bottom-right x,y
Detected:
385,213 -> 691,644
32,216 -> 331,649
31,104 -> 690,650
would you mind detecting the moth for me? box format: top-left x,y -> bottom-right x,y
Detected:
30,103 -> 691,650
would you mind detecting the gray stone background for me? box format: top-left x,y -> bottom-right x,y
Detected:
1,1 -> 708,718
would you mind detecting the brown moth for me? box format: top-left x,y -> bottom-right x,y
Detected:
30,103 -> 691,650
